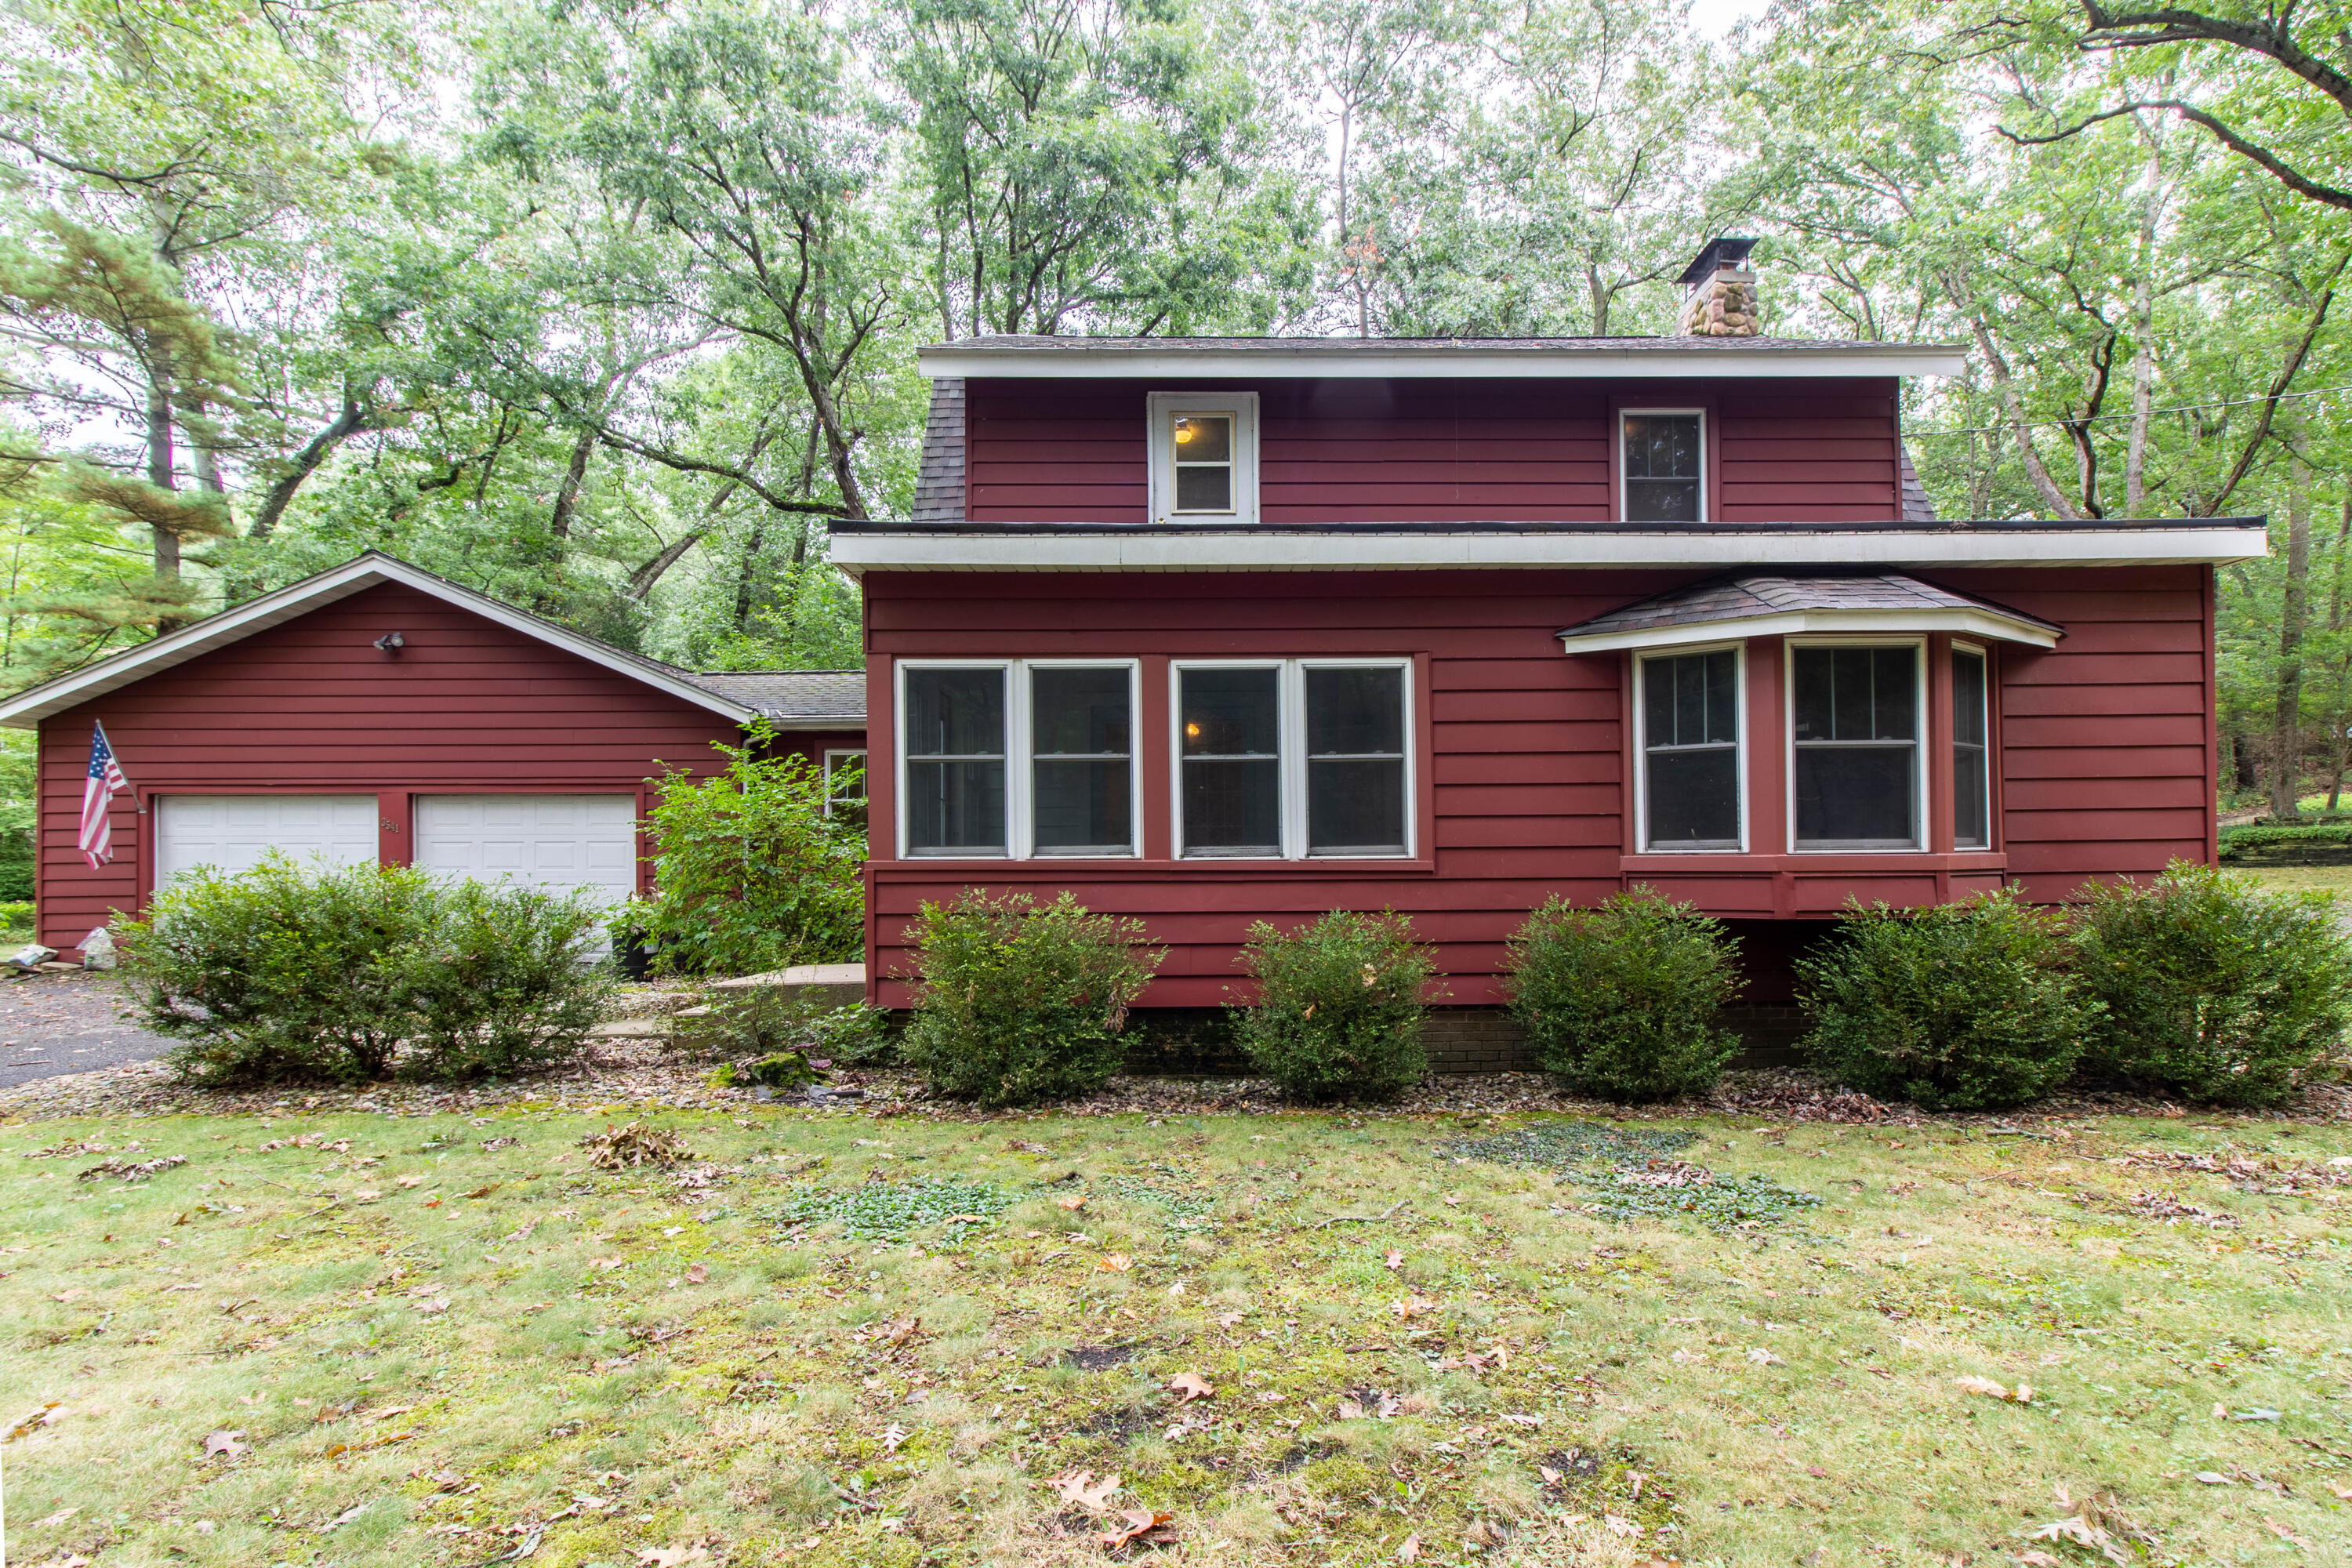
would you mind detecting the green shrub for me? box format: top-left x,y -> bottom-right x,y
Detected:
677,989 -> 895,1069
1504,891 -> 1741,1101
638,724 -> 864,977
2072,861 -> 2352,1106
118,855 -> 614,1086
2216,822 -> 2352,860
1231,909 -> 1436,1102
898,891 -> 1162,1108
1797,887 -> 2096,1111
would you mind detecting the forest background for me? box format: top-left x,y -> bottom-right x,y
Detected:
3,0 -> 2348,904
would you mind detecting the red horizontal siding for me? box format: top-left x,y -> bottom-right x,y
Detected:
863,564 -> 2213,1006
966,378 -> 1901,524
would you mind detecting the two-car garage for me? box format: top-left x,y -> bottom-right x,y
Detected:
0,554 -> 867,957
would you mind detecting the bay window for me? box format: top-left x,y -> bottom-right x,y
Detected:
1638,646 -> 1742,850
1791,643 -> 1922,850
1177,659 -> 1413,858
898,660 -> 1139,858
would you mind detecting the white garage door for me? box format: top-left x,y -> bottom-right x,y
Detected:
155,795 -> 380,886
412,794 -> 638,905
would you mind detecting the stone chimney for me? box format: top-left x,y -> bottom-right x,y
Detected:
1676,236 -> 1760,337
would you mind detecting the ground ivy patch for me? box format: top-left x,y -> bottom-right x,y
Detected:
764,1175 -> 1017,1243
1445,1117 -> 1822,1230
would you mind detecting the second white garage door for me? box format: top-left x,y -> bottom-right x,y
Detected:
412,794 -> 639,905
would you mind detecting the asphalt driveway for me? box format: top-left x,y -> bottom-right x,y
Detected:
0,969 -> 175,1087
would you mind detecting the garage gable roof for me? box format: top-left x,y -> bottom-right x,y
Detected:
0,551 -> 782,729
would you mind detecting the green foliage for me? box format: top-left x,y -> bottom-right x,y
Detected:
1797,888 -> 2098,1112
1230,909 -> 1436,1102
1503,891 -> 1742,1101
2216,822 -> 2352,859
117,855 -> 612,1086
898,891 -> 1163,1109
768,1177 -> 1015,1243
637,728 -> 864,978
0,729 -> 33,902
677,989 -> 895,1070
2073,862 -> 2352,1108
1443,1120 -> 1820,1231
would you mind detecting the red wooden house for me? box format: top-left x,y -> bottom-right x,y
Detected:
0,554 -> 865,957
835,241 -> 2267,1058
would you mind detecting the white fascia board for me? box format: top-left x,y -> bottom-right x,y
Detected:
0,554 -> 757,729
917,345 -> 1965,379
1557,608 -> 2060,655
829,527 -> 2270,575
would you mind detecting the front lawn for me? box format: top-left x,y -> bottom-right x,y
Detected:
3,1102 -> 2348,1566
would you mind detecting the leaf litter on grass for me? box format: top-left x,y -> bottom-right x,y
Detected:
1443,1118 -> 1822,1230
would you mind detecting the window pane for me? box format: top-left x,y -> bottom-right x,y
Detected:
1953,650 -> 1987,748
1306,667 -> 1403,755
1308,759 -> 1405,855
1792,646 -> 1833,740
1032,667 -> 1129,755
1954,649 -> 1990,848
907,760 -> 1005,853
1649,749 -> 1740,845
905,667 -> 1004,757
1795,748 -> 1916,845
1623,413 -> 1701,523
1035,760 -> 1131,854
1175,465 -> 1232,511
1173,413 -> 1231,463
1791,646 -> 1917,742
1182,760 -> 1279,855
1831,646 -> 1875,738
1624,477 -> 1700,524
1871,646 -> 1918,739
1181,668 -> 1278,756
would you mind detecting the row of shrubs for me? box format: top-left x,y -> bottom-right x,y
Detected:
891,862 -> 2352,1112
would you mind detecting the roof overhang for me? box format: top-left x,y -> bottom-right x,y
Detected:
1558,605 -> 2060,654
829,521 -> 2270,576
0,552 -> 760,729
916,342 -> 1965,379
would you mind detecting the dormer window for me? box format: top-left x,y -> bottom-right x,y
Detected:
1149,391 -> 1258,524
1621,410 -> 1704,522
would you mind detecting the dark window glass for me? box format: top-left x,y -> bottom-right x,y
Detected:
1641,650 -> 1740,847
1791,644 -> 1919,848
1307,666 -> 1406,855
904,667 -> 1005,854
1172,412 -> 1234,514
1623,412 -> 1702,522
1953,648 -> 1990,849
825,751 -> 867,829
1031,666 -> 1132,855
1181,667 -> 1279,855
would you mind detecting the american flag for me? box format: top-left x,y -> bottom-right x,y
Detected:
80,721 -> 129,870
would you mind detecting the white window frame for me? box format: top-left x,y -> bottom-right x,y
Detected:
1619,407 -> 1708,524
1951,640 -> 1992,850
1784,635 -> 1929,855
1169,657 -> 1415,861
1148,390 -> 1261,526
894,659 -> 1143,860
1632,641 -> 1748,854
822,748 -> 867,817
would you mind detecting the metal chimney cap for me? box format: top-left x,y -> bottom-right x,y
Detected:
1677,236 -> 1759,288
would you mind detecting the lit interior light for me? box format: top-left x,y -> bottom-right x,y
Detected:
1174,418 -> 1194,445
1185,722 -> 1201,739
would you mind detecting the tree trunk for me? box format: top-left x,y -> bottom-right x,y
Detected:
144,375 -> 179,579
2270,440 -> 2313,819
2124,125 -> 2163,514
550,426 -> 598,543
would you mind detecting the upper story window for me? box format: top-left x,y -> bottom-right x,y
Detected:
1149,391 -> 1259,525
1791,643 -> 1921,850
899,661 -> 1141,858
1638,646 -> 1742,851
1177,659 -> 1411,858
1621,410 -> 1704,522
1952,645 -> 1991,849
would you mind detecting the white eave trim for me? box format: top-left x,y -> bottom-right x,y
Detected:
829,526 -> 2270,575
916,345 -> 1967,379
0,554 -> 759,728
1558,607 -> 2060,654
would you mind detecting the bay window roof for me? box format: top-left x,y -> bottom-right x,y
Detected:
1555,574 -> 2063,654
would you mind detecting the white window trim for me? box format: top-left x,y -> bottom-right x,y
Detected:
894,659 -> 1142,860
822,748 -> 868,817
1632,641 -> 1748,854
1784,635 -> 1929,855
1619,407 -> 1707,524
1951,640 -> 1991,850
1147,390 -> 1261,526
1168,657 -> 1415,861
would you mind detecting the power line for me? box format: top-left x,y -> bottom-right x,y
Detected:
1908,381 -> 2352,437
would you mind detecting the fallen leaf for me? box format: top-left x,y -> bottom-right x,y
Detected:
685,1263 -> 707,1285
5,1402 -> 62,1442
416,1298 -> 450,1315
2016,1554 -> 2063,1567
2193,1472 -> 2232,1486
1338,1397 -> 1366,1420
882,1421 -> 909,1454
1167,1371 -> 1214,1405
396,1175 -> 422,1188
1100,1508 -> 1174,1550
1058,1193 -> 1088,1211
1398,1534 -> 1420,1562
1954,1374 -> 2031,1403
2263,1518 -> 2307,1548
1096,1253 -> 1132,1273
1391,1294 -> 1438,1320
633,1548 -> 711,1568
1044,1468 -> 1122,1516
51,1287 -> 84,1302
2329,1480 -> 2352,1501
1670,1348 -> 1707,1365
1746,1348 -> 1784,1366
1539,1466 -> 1563,1486
201,1428 -> 247,1460
421,1196 -> 441,1208
1603,1515 -> 1642,1538
31,1507 -> 78,1528
1384,1250 -> 1403,1270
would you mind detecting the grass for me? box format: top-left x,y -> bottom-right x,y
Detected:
2,1105 -> 2349,1566
2238,862 -> 2352,906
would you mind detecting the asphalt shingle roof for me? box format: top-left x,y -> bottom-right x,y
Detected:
1557,573 -> 2063,641
685,670 -> 866,722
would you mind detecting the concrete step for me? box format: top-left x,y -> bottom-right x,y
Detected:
708,963 -> 866,1010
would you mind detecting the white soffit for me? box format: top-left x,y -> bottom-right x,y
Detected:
917,343 -> 1966,379
1557,608 -> 2060,654
0,553 -> 759,728
828,526 -> 2270,575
